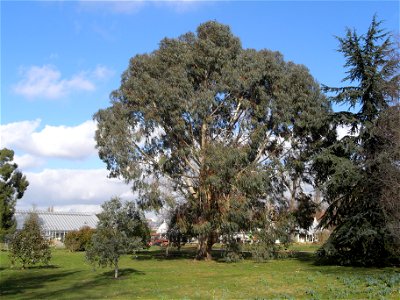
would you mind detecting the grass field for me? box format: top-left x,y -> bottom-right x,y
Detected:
0,246 -> 399,299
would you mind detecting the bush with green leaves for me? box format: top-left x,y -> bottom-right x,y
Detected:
64,226 -> 95,252
9,212 -> 51,268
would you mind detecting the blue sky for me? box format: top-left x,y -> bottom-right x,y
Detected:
1,0 -> 399,212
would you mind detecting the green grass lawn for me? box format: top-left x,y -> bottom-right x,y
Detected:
0,247 -> 399,299
287,243 -> 321,253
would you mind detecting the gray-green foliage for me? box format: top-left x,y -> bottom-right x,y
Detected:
86,197 -> 150,278
317,16 -> 400,266
94,21 -> 330,259
0,148 -> 29,240
9,212 -> 51,269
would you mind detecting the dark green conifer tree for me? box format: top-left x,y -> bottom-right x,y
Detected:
317,16 -> 399,266
0,148 -> 29,240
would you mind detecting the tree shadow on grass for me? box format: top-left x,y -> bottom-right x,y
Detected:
98,267 -> 145,279
286,252 -> 399,275
136,248 -> 279,262
136,248 -> 242,262
0,270 -> 81,298
25,264 -> 60,269
292,251 -> 316,263
0,264 -> 59,272
135,248 -> 198,261
136,248 -> 320,266
17,268 -> 145,300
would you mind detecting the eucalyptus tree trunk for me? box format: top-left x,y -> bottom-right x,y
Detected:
289,176 -> 299,212
196,235 -> 207,260
196,232 -> 217,260
206,235 -> 215,260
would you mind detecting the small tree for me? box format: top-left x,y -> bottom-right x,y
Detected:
86,197 -> 150,278
9,212 -> 51,269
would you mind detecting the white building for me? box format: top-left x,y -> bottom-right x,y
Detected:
156,220 -> 168,236
294,217 -> 319,243
15,210 -> 98,241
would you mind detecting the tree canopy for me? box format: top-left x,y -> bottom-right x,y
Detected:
317,16 -> 400,266
0,148 -> 29,240
95,21 -> 330,259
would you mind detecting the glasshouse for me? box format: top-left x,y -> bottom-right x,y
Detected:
15,210 -> 99,241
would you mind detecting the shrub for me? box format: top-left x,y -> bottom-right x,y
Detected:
64,226 -> 95,252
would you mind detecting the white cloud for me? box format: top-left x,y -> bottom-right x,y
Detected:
1,119 -> 97,160
92,65 -> 115,80
160,0 -> 203,13
107,1 -> 145,14
13,65 -> 95,99
78,0 -> 202,15
31,121 -> 97,159
16,168 -> 134,213
14,154 -> 44,170
0,119 -> 40,149
78,1 -> 145,15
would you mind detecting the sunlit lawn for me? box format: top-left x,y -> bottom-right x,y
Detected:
0,246 -> 399,299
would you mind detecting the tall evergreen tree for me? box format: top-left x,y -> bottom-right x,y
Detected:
94,21 -> 330,260
0,148 -> 29,240
317,16 -> 399,266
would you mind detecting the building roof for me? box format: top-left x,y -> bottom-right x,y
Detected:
15,210 -> 98,232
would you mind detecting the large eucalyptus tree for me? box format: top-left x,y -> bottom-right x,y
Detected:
95,21 -> 329,259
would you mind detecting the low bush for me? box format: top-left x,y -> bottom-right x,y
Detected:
64,226 -> 95,252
